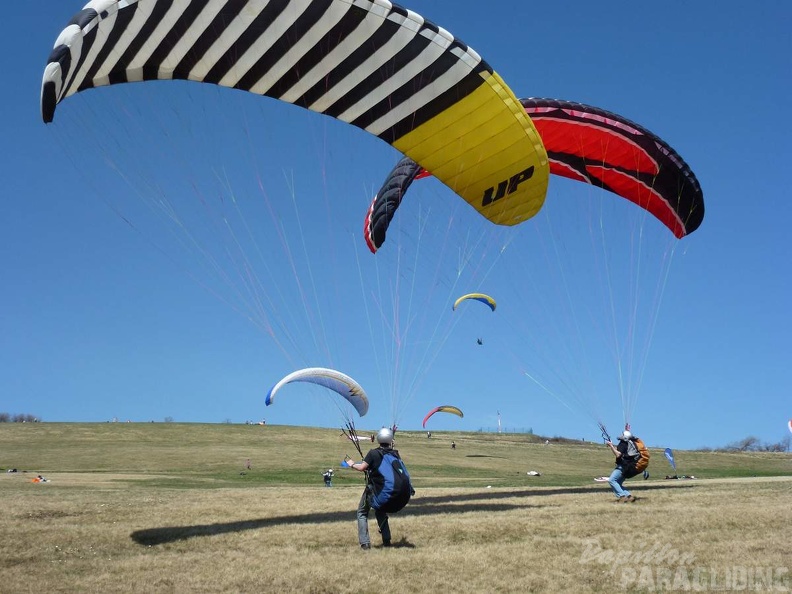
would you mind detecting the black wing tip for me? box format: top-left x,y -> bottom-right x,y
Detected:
682,204 -> 705,237
41,81 -> 57,123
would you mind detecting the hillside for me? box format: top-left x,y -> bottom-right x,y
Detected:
2,422 -> 789,488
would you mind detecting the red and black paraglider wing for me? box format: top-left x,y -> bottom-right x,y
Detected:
521,98 -> 704,238
365,97 -> 705,252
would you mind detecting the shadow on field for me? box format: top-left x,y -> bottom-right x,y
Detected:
412,482 -> 694,506
385,537 -> 415,549
130,482 -> 693,546
130,502 -> 536,546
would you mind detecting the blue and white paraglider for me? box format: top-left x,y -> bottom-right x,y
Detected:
266,367 -> 369,417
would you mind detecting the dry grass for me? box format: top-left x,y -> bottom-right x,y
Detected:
1,424 -> 790,592
2,477 -> 790,593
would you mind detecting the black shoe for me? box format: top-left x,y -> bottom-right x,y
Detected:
361,544 -> 371,550
382,541 -> 391,547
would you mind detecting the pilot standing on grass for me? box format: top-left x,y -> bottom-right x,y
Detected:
346,427 -> 413,550
607,430 -> 638,503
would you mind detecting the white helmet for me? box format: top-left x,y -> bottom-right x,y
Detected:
619,430 -> 633,441
376,427 -> 394,446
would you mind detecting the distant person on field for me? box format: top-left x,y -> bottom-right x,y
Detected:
451,440 -> 456,450
322,468 -> 334,487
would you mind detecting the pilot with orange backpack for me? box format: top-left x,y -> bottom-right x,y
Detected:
606,428 -> 650,503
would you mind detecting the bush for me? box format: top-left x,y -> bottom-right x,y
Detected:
0,413 -> 40,423
719,435 -> 790,453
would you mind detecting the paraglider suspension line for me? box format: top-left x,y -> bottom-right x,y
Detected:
598,421 -> 612,444
342,421 -> 365,461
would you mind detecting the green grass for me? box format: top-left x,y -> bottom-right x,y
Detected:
1,422 -> 789,488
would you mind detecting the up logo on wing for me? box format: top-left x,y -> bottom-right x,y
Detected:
480,166 -> 535,206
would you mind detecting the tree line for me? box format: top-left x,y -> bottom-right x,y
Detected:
0,413 -> 40,423
699,435 -> 791,453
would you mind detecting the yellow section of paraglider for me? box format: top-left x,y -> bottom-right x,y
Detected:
392,71 -> 549,227
452,293 -> 497,312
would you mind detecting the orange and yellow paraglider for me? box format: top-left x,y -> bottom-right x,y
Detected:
422,405 -> 464,428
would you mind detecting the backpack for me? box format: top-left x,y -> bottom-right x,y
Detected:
369,450 -> 413,513
627,437 -> 650,474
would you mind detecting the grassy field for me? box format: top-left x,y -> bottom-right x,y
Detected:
1,423 -> 790,593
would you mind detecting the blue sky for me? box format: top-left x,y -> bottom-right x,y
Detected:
2,1 -> 790,451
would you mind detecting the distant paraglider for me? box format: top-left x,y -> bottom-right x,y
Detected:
265,367 -> 369,417
453,293 -> 497,312
453,294 -> 495,345
422,405 -> 464,428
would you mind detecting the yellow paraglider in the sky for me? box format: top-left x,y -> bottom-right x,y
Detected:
452,293 -> 496,312
453,293 -> 496,345
422,405 -> 464,428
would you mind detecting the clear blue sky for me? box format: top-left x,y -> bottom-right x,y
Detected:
2,1 -> 790,451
